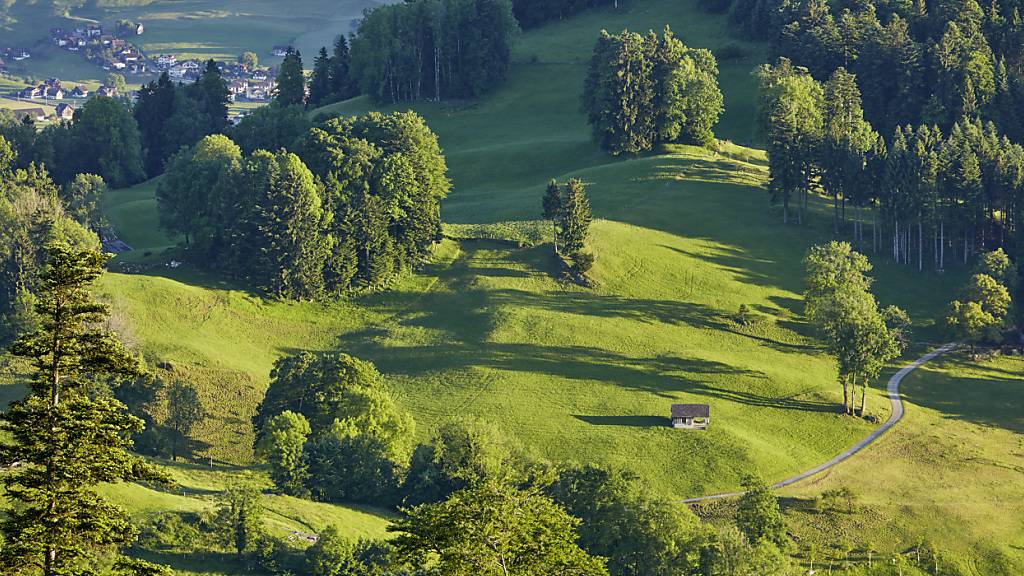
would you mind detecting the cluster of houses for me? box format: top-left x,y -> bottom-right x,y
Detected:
8,102 -> 75,124
154,55 -> 278,102
16,78 -> 120,101
49,23 -> 151,76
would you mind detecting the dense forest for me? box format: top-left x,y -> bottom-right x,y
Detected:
348,0 -> 519,103
157,111 -> 449,298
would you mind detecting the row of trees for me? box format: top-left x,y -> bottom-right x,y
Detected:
0,61 -> 232,185
307,36 -> 360,108
718,0 -> 1024,143
1,96 -> 145,188
583,27 -> 724,155
349,0 -> 519,103
760,59 -> 1024,277
156,111 -> 449,297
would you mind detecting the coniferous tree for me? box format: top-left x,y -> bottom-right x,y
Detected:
275,49 -> 306,107
330,34 -> 358,101
542,179 -> 563,254
560,178 -> 593,257
308,47 -> 334,107
0,243 -> 170,576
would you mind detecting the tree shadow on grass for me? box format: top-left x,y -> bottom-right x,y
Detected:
573,415 -> 668,427
902,358 -> 1024,433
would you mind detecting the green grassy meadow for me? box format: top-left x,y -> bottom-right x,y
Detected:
773,351 -> 1024,574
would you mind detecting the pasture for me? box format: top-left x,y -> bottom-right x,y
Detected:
11,0 -> 1019,573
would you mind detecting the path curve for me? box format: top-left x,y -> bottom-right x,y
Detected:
683,343 -> 957,503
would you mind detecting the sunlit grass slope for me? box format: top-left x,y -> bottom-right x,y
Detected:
96,462 -> 392,576
101,140 -> 959,496
778,352 -> 1024,575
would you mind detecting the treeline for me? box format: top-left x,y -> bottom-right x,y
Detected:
0,96 -> 144,187
712,0 -> 1024,141
583,27 -> 724,154
0,60 -> 232,185
156,111 -> 449,297
134,61 -> 231,176
244,347 -> 798,576
512,0 -> 615,28
348,0 -> 519,103
759,59 -> 1024,273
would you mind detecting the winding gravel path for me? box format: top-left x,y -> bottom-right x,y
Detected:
683,343 -> 957,503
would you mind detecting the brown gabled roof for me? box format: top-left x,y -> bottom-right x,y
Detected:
671,404 -> 710,418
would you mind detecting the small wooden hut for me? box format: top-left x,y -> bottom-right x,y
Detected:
670,404 -> 709,430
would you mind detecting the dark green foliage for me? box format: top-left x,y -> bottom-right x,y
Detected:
350,0 -> 519,103
275,49 -> 306,106
511,0 -> 615,28
254,350 -> 413,505
390,481 -> 609,575
305,528 -> 398,576
134,68 -> 230,177
159,111 -> 446,297
0,243 -> 170,576
60,173 -> 107,228
305,430 -> 403,505
756,59 -> 823,225
560,178 -> 593,257
583,27 -> 723,155
256,410 -> 311,496
401,419 -> 530,505
234,149 -> 330,299
548,465 -> 705,576
0,144 -> 98,339
61,96 -> 145,187
330,35 -> 359,102
309,47 -> 334,107
214,484 -> 266,558
229,103 -> 312,155
293,111 -> 449,291
735,474 -> 788,549
255,350 -> 414,457
156,133 -> 243,260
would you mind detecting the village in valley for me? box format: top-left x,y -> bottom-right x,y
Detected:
1,18 -> 284,125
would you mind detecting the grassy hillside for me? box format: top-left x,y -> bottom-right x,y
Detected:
769,351 -> 1024,574
73,0 -> 1022,573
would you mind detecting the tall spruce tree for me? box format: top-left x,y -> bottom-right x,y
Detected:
0,243 -> 170,576
308,47 -> 333,107
560,178 -> 593,256
276,49 -> 306,107
330,34 -> 358,101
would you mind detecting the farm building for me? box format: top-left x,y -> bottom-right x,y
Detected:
670,404 -> 709,430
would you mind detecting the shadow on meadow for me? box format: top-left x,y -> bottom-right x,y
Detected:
902,357 -> 1024,433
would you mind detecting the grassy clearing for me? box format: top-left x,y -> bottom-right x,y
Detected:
768,351 -> 1024,575
95,461 -> 392,576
